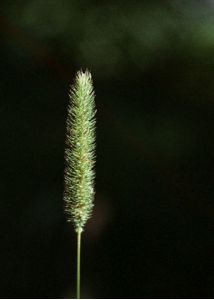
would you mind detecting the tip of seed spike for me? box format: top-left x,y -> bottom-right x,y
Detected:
76,69 -> 92,83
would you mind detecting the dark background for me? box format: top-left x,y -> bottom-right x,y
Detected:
1,0 -> 214,298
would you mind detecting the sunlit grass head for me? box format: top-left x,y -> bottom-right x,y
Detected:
64,70 -> 96,233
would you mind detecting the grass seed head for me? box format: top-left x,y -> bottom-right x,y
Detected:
64,70 -> 96,232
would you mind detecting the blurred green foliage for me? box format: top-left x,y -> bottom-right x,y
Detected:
3,0 -> 214,76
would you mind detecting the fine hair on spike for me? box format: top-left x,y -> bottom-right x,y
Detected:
64,69 -> 96,233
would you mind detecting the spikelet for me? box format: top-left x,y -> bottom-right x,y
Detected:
64,70 -> 96,232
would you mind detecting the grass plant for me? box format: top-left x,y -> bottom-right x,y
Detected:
64,70 -> 96,298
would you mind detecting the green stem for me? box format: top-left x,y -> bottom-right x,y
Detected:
77,229 -> 82,299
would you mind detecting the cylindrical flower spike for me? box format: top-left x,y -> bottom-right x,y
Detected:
64,70 -> 96,232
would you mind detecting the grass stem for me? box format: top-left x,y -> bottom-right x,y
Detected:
77,229 -> 82,299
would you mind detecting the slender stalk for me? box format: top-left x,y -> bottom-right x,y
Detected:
77,229 -> 82,299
